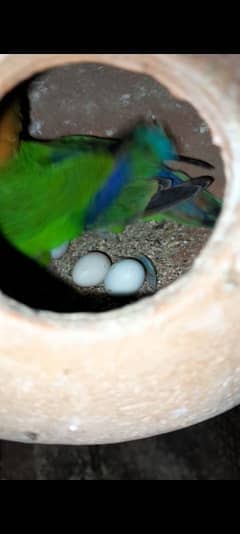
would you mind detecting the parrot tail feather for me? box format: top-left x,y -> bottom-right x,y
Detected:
145,176 -> 213,216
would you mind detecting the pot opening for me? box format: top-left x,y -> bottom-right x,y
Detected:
0,62 -> 224,313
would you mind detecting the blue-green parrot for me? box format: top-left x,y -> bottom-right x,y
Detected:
0,97 -> 222,266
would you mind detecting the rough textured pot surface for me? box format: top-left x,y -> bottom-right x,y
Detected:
0,54 -> 239,445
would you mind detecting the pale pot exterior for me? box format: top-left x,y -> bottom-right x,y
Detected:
0,54 -> 239,445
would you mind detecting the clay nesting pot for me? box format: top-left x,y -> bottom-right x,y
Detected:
0,54 -> 239,445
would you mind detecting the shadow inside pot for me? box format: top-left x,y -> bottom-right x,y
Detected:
0,232 -> 140,313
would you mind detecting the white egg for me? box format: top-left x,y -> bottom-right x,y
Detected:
50,242 -> 69,260
72,252 -> 112,287
104,259 -> 146,296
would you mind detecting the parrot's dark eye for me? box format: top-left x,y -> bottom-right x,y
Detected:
0,60 -> 224,314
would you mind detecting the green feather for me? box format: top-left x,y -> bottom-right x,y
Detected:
0,140 -> 114,259
0,126 -> 221,264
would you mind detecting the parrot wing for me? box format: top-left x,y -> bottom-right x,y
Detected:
148,170 -> 222,227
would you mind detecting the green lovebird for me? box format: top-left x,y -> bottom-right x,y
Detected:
0,98 -> 222,265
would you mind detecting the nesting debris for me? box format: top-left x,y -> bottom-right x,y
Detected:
48,220 -> 211,312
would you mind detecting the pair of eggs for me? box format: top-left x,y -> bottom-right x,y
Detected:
51,244 -> 157,297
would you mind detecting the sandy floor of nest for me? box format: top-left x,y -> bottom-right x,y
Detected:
48,221 -> 211,312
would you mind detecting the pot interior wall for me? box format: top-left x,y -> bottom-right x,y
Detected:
0,63 -> 224,313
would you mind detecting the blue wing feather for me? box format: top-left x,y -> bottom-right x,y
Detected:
85,157 -> 131,229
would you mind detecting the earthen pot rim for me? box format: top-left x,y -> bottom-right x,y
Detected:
1,54 -> 240,444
